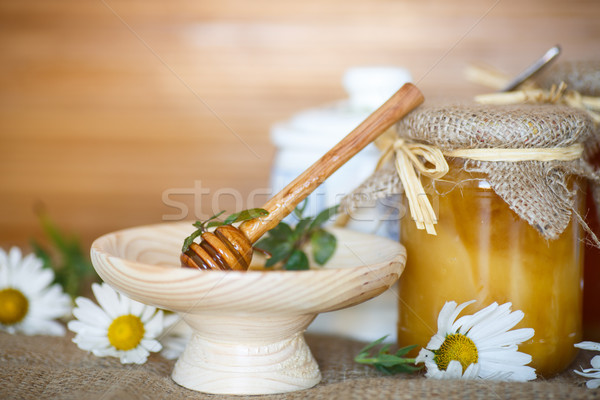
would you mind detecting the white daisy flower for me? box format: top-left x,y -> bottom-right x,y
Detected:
574,341 -> 600,389
159,312 -> 191,360
415,300 -> 536,382
0,247 -> 71,336
68,282 -> 164,364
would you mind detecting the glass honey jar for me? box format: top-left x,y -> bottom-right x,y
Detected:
398,157 -> 585,377
343,102 -> 599,378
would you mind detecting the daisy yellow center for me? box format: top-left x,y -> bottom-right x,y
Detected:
434,333 -> 479,373
107,315 -> 145,351
0,288 -> 29,325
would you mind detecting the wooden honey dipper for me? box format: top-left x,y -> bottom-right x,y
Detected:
181,83 -> 424,271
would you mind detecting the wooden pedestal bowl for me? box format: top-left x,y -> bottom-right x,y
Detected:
90,221 -> 406,395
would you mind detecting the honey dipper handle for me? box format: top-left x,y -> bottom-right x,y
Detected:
240,83 -> 424,243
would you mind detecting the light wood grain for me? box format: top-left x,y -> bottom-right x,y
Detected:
90,223 -> 406,394
0,0 -> 599,249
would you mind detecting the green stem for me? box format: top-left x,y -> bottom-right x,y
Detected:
355,356 -> 417,364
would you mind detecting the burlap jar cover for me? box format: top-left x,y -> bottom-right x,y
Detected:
342,102 -> 600,244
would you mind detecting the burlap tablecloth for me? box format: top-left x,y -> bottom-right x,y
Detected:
0,331 -> 598,399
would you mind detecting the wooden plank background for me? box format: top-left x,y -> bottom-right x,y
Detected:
1,0 -> 599,250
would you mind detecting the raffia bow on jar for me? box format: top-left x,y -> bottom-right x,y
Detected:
341,103 -> 600,245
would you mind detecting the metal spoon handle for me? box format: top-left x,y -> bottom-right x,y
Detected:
501,45 -> 561,92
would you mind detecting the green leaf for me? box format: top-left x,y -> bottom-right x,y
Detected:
293,200 -> 309,219
310,229 -> 337,265
358,335 -> 389,354
283,249 -> 309,270
224,208 -> 268,225
30,241 -> 52,270
264,241 -> 294,267
31,209 -> 98,298
255,236 -> 276,253
181,229 -> 203,252
395,344 -> 418,357
374,353 -> 410,367
254,203 -> 339,271
378,362 -> 422,374
309,204 -> 339,230
354,335 -> 421,375
255,234 -> 286,250
267,222 -> 294,241
206,211 -> 226,223
205,220 -> 225,229
294,218 -> 312,238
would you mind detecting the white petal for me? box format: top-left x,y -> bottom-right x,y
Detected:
574,369 -> 600,378
20,269 -> 54,296
479,348 -> 532,366
67,320 -> 89,334
476,328 -> 534,351
508,365 -> 537,382
92,346 -> 118,358
429,300 -> 474,346
160,335 -> 188,360
575,341 -> 600,352
163,313 -> 181,329
469,308 -> 524,343
463,362 -> 480,379
121,346 -> 149,364
415,348 -> 434,364
435,301 -> 457,333
8,247 -> 23,269
129,299 -> 145,317
73,298 -> 111,327
160,348 -> 183,360
424,362 -> 445,379
426,333 -> 446,351
455,303 -> 497,335
17,319 -> 41,336
587,379 -> 600,389
447,301 -> 476,329
73,334 -> 111,351
143,311 -> 163,338
479,369 -> 514,381
437,301 -> 467,334
117,292 -> 132,315
140,305 -> 158,323
0,261 -> 9,284
92,283 -> 120,319
141,339 -> 162,353
0,247 -> 8,266
479,360 -> 536,382
591,355 -> 600,369
68,320 -> 108,337
1,324 -> 18,334
444,360 -> 466,379
23,318 -> 66,336
30,285 -> 72,319
19,251 -> 42,270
